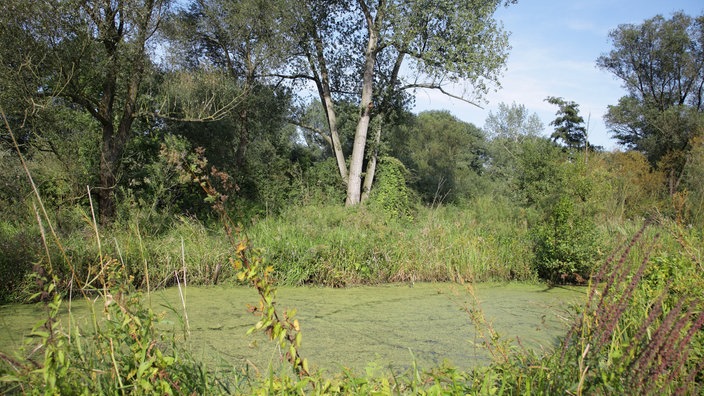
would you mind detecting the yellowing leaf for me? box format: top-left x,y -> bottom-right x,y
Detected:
236,241 -> 247,254
293,319 -> 300,331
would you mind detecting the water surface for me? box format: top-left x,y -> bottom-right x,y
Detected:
0,283 -> 583,373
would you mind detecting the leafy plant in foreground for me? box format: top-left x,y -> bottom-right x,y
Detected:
555,222 -> 704,394
168,145 -> 310,378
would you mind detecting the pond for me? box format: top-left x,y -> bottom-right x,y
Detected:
0,282 -> 583,374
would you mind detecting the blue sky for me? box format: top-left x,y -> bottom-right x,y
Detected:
413,0 -> 704,150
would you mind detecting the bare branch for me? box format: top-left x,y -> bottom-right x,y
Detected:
286,118 -> 332,147
401,82 -> 484,109
263,73 -> 317,82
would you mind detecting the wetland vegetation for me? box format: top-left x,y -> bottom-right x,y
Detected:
1,1 -> 704,394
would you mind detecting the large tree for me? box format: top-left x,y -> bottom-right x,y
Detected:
482,102 -> 544,195
483,101 -> 543,142
1,0 -> 172,224
289,0 -> 515,206
597,11 -> 704,193
179,0 -> 515,206
400,111 -> 486,204
165,0 -> 294,171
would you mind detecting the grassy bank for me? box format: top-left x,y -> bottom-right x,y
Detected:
0,207 -> 514,303
2,194 -> 645,303
249,198 -> 538,286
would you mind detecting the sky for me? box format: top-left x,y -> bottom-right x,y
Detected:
412,0 -> 704,150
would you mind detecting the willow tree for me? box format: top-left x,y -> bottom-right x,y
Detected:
597,12 -> 704,194
291,0 -> 515,206
165,0 -> 295,171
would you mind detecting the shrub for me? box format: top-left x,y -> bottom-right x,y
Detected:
368,156 -> 415,221
0,222 -> 40,303
532,195 -> 600,283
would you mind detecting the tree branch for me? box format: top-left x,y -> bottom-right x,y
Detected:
263,73 -> 317,82
286,118 -> 332,147
401,83 -> 484,109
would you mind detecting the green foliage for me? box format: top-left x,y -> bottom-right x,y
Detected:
369,156 -> 415,221
545,96 -> 589,150
232,236 -> 310,377
681,135 -> 704,224
513,136 -> 564,209
118,133 -> 203,234
598,11 -> 704,185
483,101 -> 544,141
0,150 -> 30,223
249,199 -> 535,286
601,150 -> 667,220
299,157 -> 346,206
0,222 -> 41,304
556,224 -> 704,394
532,195 -> 600,283
391,111 -> 487,205
500,143 -> 609,283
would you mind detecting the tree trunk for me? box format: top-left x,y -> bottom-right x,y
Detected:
98,114 -> 135,225
98,124 -> 118,224
346,102 -> 372,205
346,1 -> 381,206
307,23 -> 348,184
324,94 -> 348,184
93,0 -> 153,225
361,51 -> 404,203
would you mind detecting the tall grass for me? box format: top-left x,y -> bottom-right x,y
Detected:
249,196 -> 538,286
2,194 -> 546,303
1,192 -> 654,304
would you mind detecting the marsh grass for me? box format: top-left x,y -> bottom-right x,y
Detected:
249,197 -> 537,287
2,192 -> 546,303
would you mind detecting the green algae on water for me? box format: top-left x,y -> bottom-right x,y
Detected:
0,282 -> 582,374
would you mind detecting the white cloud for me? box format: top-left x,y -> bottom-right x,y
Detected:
413,0 -> 703,150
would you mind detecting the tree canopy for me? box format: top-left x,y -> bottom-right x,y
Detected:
545,96 -> 588,150
597,11 -> 704,191
483,102 -> 544,142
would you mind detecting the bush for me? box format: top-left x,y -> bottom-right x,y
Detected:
0,222 -> 40,303
532,195 -> 600,283
299,157 -> 346,206
368,156 -> 415,221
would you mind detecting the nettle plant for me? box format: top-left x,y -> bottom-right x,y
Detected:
369,156 -> 414,222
